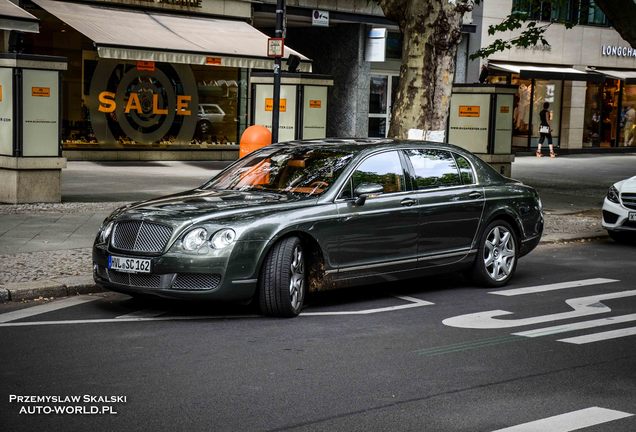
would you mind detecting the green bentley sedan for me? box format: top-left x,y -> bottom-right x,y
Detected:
93,139 -> 543,317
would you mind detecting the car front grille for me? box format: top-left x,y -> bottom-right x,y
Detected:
172,273 -> 221,291
622,193 -> 636,210
111,220 -> 173,254
95,265 -> 221,291
107,269 -> 163,288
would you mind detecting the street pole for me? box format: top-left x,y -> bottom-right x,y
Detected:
272,0 -> 285,143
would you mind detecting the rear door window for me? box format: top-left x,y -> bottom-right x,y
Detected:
404,149 -> 461,189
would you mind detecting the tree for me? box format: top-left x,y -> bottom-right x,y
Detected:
379,0 -> 636,140
377,0 -> 474,139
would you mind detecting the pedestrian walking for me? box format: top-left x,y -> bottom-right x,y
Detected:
536,102 -> 556,158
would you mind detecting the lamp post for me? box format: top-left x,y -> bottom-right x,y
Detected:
271,0 -> 285,143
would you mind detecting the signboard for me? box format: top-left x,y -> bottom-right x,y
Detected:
302,86 -> 327,139
267,38 -> 285,58
253,84 -> 296,142
31,87 -> 51,97
312,10 -> 329,27
448,94 -> 489,153
265,98 -> 287,112
365,28 -> 387,62
0,68 -> 13,155
136,61 -> 156,72
205,57 -> 222,66
22,69 -> 59,156
459,105 -> 480,117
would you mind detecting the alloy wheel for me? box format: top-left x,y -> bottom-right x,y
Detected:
483,225 -> 516,282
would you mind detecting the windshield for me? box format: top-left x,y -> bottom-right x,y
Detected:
202,146 -> 355,197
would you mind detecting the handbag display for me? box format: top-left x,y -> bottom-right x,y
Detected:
539,125 -> 550,134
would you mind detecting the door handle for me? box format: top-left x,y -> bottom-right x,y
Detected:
468,192 -> 482,199
401,198 -> 416,207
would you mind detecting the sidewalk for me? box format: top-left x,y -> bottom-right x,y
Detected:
1,154 -> 632,302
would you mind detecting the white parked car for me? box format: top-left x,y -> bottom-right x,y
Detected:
602,176 -> 636,243
195,104 -> 226,139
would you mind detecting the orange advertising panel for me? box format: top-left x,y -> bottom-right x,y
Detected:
459,105 -> 480,117
309,100 -> 321,109
265,98 -> 287,112
500,105 -> 510,114
32,87 -> 51,97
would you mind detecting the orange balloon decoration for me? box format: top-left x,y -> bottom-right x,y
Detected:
239,125 -> 272,158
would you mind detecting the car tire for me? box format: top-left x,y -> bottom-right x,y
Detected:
470,220 -> 518,287
258,236 -> 306,317
608,230 -> 636,244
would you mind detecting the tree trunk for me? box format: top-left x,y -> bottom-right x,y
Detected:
378,0 -> 470,140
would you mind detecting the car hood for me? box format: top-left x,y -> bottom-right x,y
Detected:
112,189 -> 315,225
616,176 -> 636,193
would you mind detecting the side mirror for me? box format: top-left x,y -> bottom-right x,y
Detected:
353,183 -> 384,206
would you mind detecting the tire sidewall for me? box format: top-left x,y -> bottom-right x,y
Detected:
473,220 -> 518,287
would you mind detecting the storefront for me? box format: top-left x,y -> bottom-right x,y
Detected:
20,0 -> 311,160
484,64 -> 601,149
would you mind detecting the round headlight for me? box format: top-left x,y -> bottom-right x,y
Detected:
210,228 -> 236,249
99,221 -> 114,244
183,228 -> 208,251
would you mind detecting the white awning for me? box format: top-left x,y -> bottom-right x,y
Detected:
0,0 -> 38,32
32,0 -> 312,72
591,69 -> 636,84
489,63 -> 599,81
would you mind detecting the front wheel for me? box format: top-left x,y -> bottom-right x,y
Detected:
258,236 -> 306,317
470,220 -> 518,287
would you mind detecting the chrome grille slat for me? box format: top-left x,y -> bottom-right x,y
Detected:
172,274 -> 221,291
622,192 -> 636,210
106,269 -> 162,288
112,220 -> 173,253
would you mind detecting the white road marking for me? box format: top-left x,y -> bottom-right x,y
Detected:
301,295 -> 434,316
0,315 -> 260,327
443,290 -> 636,329
491,406 -> 633,432
115,309 -> 166,319
0,296 -> 100,323
513,313 -> 636,338
490,278 -> 619,296
558,327 -> 636,344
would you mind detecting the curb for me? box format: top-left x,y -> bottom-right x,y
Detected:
1,275 -> 104,303
540,230 -> 608,244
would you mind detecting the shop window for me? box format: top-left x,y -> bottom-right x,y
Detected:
62,56 -> 245,150
620,85 -> 636,147
584,79 -> 620,147
386,32 -> 403,60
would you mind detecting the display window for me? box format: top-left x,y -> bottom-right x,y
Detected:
584,79 -> 621,147
619,85 -> 636,147
65,56 -> 246,149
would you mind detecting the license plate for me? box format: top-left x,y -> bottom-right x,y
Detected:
108,255 -> 151,273
630,212 -> 636,222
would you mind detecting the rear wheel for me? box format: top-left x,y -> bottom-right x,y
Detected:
471,220 -> 518,287
258,236 -> 306,317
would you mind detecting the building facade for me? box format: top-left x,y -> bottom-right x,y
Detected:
468,0 -> 636,150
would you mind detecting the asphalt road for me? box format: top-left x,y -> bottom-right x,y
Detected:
1,239 -> 636,432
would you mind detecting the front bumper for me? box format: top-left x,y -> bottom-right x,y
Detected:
92,241 -> 264,301
602,199 -> 636,232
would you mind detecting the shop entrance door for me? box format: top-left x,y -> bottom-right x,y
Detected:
368,73 -> 399,137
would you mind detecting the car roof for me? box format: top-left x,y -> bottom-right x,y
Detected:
273,138 -> 470,154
